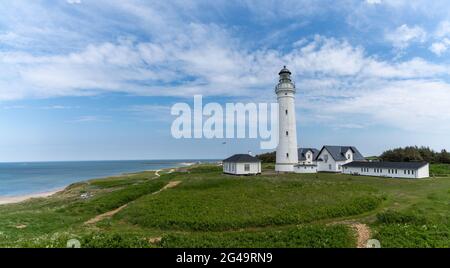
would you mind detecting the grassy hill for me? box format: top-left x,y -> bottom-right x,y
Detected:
0,165 -> 449,248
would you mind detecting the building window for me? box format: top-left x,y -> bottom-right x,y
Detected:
244,164 -> 250,171
286,153 -> 289,158
286,131 -> 289,136
329,164 -> 332,170
285,110 -> 288,115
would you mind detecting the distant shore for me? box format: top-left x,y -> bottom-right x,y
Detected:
0,188 -> 63,205
0,162 -> 201,206
0,160 -> 205,206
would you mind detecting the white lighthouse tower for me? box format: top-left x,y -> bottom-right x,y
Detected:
275,66 -> 298,172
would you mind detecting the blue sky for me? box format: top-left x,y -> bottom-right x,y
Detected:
1,0 -> 450,162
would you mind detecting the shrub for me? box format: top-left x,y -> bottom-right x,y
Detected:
374,224 -> 450,248
160,225 -> 354,248
376,210 -> 427,225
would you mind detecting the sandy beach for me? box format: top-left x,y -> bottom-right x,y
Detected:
0,189 -> 62,205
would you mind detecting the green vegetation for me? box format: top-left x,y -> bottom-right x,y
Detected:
365,156 -> 380,161
380,146 -> 450,163
116,176 -> 381,231
256,151 -> 276,163
430,164 -> 450,177
0,165 -> 449,248
160,225 -> 354,248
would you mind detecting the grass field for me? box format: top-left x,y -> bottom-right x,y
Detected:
0,164 -> 449,248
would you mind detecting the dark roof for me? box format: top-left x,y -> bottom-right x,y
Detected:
316,145 -> 366,161
298,148 -> 319,161
342,161 -> 428,169
278,66 -> 291,75
223,154 -> 261,163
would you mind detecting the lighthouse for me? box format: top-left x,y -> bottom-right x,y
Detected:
275,66 -> 298,172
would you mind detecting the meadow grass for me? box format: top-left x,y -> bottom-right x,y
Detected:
115,174 -> 382,231
0,165 -> 448,248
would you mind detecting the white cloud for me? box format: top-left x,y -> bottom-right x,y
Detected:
430,38 -> 450,55
429,21 -> 450,56
324,79 -> 450,132
366,0 -> 381,4
435,20 -> 450,38
385,24 -> 427,49
1,1 -> 450,135
67,0 -> 82,4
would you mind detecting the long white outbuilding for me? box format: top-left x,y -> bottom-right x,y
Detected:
342,161 -> 429,179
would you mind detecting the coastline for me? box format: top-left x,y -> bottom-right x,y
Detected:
0,188 -> 63,205
0,161 -> 200,206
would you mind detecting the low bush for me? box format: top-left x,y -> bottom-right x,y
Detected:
160,225 -> 354,248
376,210 -> 427,225
374,224 -> 450,248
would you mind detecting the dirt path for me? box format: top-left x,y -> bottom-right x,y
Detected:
350,223 -> 372,248
329,221 -> 372,248
151,181 -> 181,195
84,204 -> 128,225
84,180 -> 181,225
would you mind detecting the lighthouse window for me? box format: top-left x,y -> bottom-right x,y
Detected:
285,110 -> 288,115
286,153 -> 289,158
286,131 -> 288,136
285,93 -> 287,95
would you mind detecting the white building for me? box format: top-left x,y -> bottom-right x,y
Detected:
316,145 -> 366,173
275,66 -> 299,172
294,148 -> 319,173
223,154 -> 261,175
342,161 -> 429,179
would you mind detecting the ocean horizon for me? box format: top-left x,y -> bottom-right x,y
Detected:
0,159 -> 216,197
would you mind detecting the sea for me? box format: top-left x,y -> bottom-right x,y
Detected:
0,160 -> 212,197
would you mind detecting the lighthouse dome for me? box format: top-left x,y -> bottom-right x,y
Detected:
278,66 -> 291,75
